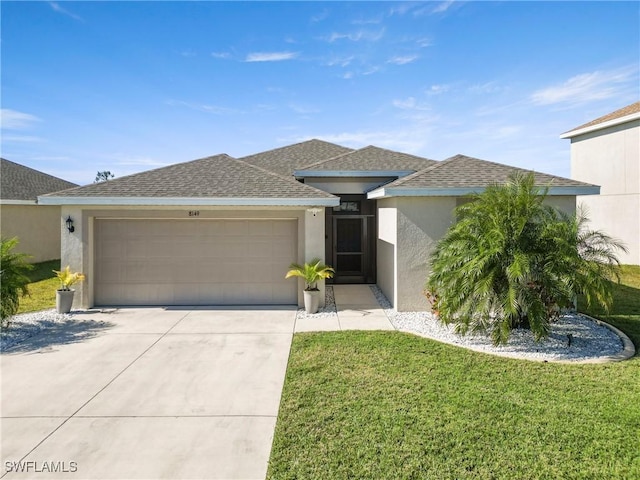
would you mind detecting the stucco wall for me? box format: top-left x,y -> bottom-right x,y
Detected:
61,205 -> 322,309
376,199 -> 397,307
570,120 -> 639,264
0,204 -> 63,262
395,197 -> 457,312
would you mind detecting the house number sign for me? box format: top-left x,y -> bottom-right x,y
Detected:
188,210 -> 200,217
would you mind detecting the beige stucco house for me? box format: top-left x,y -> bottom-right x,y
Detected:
38,140 -> 597,311
1,158 -> 77,262
562,101 -> 640,265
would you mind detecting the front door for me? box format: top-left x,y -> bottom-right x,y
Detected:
334,216 -> 366,283
326,195 -> 376,284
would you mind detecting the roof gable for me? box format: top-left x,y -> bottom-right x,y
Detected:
40,154 -> 337,205
295,145 -> 438,175
370,154 -> 598,198
1,158 -> 78,201
240,139 -> 353,176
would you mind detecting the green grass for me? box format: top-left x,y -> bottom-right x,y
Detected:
16,259 -> 60,314
578,265 -> 640,350
268,267 -> 640,479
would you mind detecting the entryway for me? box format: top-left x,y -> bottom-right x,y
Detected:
326,195 -> 376,284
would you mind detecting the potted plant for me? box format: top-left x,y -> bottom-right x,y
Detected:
285,258 -> 335,314
53,265 -> 85,314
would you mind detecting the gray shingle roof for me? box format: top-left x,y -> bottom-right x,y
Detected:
384,154 -> 597,190
240,139 -> 353,176
1,158 -> 78,201
41,154 -> 336,201
296,145 -> 438,173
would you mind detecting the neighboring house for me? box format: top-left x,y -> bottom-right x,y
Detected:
39,140 -> 597,311
0,158 -> 77,262
561,101 -> 640,265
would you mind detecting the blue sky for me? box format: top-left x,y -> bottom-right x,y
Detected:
2,1 -> 638,185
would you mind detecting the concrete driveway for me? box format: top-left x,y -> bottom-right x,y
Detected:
1,306 -> 296,479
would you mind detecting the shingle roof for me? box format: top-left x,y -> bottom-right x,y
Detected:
41,154 -> 336,201
296,145 -> 438,173
562,101 -> 640,135
240,139 -> 354,176
383,154 -> 597,190
1,158 -> 78,201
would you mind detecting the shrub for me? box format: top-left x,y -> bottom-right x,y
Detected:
1,237 -> 33,328
426,173 -> 626,345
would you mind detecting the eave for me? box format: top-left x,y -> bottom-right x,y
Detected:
367,185 -> 601,199
560,111 -> 640,139
37,196 -> 340,207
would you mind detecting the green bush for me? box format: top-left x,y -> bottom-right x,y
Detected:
427,173 -> 626,345
1,237 -> 33,328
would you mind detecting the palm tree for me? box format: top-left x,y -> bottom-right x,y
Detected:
426,173 -> 626,345
1,237 -> 33,327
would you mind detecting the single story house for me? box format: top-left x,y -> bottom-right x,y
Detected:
1,158 -> 78,262
562,101 -> 640,265
39,140 -> 598,311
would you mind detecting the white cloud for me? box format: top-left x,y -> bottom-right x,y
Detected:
211,52 -> 231,59
431,1 -> 456,14
352,15 -> 384,25
245,51 -> 299,62
1,135 -> 44,143
531,66 -> 638,106
343,72 -> 354,79
311,9 -> 330,22
393,96 -> 434,111
427,84 -> 451,95
469,81 -> 505,95
326,28 -> 385,43
1,109 -> 41,130
49,2 -> 83,22
325,55 -> 354,67
388,3 -> 416,16
387,55 -> 419,65
112,155 -> 168,167
289,104 -> 321,115
416,37 -> 434,48
166,100 -> 241,115
180,50 -> 196,57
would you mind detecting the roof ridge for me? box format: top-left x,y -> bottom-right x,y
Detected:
233,157 -> 338,197
240,138 -> 352,160
385,157 -> 455,187
296,145 -> 438,172
295,147 -> 358,170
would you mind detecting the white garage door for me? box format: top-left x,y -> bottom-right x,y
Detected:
94,219 -> 297,306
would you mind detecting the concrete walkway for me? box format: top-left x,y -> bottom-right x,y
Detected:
294,285 -> 395,332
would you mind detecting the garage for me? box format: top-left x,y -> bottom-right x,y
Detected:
94,218 -> 298,306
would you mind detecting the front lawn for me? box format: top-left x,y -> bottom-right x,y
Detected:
16,259 -> 60,314
268,267 -> 640,479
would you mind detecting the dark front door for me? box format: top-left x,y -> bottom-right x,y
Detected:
326,195 -> 376,284
334,217 -> 365,282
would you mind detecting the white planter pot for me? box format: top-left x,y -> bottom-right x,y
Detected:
303,290 -> 320,314
56,289 -> 75,314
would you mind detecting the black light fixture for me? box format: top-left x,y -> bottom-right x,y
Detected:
65,216 -> 75,233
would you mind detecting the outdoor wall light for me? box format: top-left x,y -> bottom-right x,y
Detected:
307,207 -> 322,217
66,216 -> 75,233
